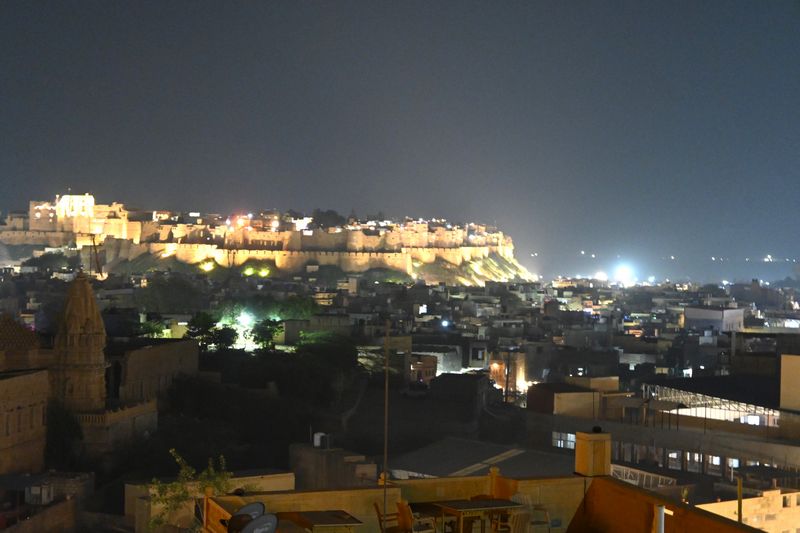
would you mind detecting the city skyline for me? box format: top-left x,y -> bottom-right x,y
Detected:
2,1 -> 798,281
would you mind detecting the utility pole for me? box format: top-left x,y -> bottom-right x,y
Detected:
382,319 -> 390,531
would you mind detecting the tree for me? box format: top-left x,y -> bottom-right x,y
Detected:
311,208 -> 345,228
138,319 -> 165,338
148,449 -> 231,531
45,399 -> 83,470
250,319 -> 283,349
22,252 -> 76,272
185,312 -> 216,350
135,274 -> 205,314
210,326 -> 238,350
279,295 -> 318,320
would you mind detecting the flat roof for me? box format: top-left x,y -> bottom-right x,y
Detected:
646,375 -> 780,409
390,436 -> 575,478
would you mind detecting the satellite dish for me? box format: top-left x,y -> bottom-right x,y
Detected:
234,502 -> 266,520
240,514 -> 278,533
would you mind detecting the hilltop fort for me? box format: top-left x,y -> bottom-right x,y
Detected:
0,193 -> 532,285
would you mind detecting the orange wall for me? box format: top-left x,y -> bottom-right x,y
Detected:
567,477 -> 760,533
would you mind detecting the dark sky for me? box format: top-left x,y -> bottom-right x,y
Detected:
1,1 -> 798,282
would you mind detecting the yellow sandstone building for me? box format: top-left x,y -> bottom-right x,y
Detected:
0,274 -> 199,474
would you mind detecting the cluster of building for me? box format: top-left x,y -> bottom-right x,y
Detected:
3,197 -> 800,531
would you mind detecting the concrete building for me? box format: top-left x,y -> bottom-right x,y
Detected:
684,306 -> 745,333
0,369 -> 49,475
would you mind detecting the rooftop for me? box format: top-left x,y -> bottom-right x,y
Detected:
646,375 -> 780,409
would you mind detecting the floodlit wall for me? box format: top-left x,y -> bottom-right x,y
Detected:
698,490 -> 800,532
567,477 -> 759,533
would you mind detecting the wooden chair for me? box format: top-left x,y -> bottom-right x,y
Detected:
397,500 -> 437,533
375,501 -> 402,533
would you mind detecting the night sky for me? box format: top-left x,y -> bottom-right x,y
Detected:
1,1 -> 798,282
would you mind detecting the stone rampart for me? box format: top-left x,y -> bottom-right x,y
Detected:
115,242 -> 510,275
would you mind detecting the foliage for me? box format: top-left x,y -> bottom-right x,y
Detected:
45,399 -> 83,470
296,331 -> 359,369
210,326 -> 238,350
135,274 -> 205,314
311,208 -> 345,228
148,449 -> 231,531
250,318 -> 283,349
185,312 -> 217,350
22,252 -> 80,272
217,294 -> 318,323
138,319 -> 165,338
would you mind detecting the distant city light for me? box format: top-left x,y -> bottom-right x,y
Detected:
441,320 -> 450,327
258,268 -> 270,277
199,261 -> 215,272
237,311 -> 254,328
594,271 -> 608,281
243,266 -> 255,276
614,264 -> 635,287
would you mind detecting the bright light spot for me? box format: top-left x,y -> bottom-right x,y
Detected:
670,255 -> 675,260
614,264 -> 635,287
258,268 -> 270,277
711,256 -> 716,261
594,271 -> 608,282
270,219 -> 280,230
237,312 -> 254,328
441,320 -> 450,327
647,276 -> 656,284
580,250 -> 585,255
243,267 -> 255,276
419,304 -> 428,315
591,254 -> 596,259
199,261 -> 215,272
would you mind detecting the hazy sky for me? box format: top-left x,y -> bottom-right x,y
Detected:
1,1 -> 798,281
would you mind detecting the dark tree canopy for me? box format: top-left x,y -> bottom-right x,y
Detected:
311,208 -> 346,228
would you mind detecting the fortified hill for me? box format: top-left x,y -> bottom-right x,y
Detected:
0,193 -> 532,285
